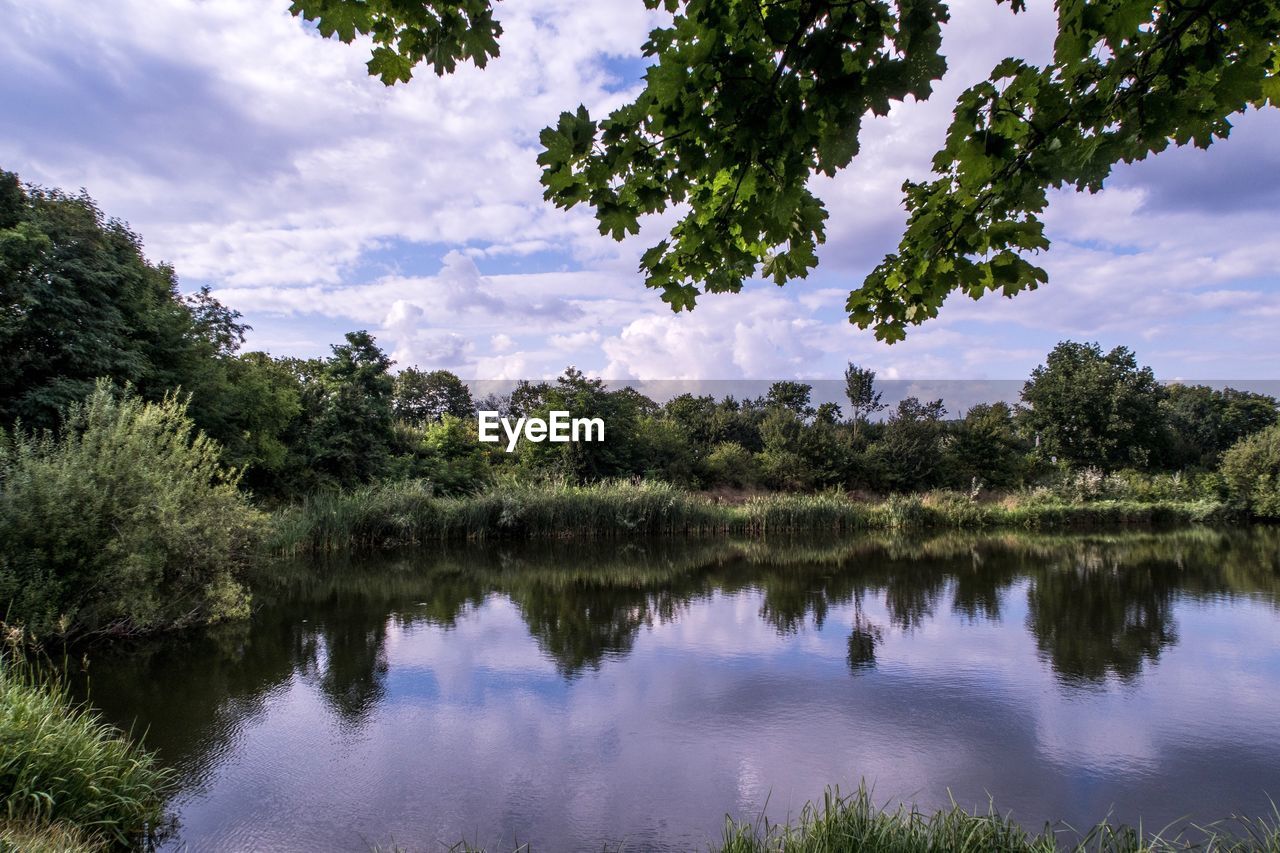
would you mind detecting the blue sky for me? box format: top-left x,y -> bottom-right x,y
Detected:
3,0 -> 1278,381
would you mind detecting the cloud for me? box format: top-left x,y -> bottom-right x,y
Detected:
2,0 -> 1276,382
600,290 -> 828,380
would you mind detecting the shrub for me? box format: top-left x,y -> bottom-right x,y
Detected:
391,415 -> 492,496
0,382 -> 262,637
705,442 -> 760,489
0,657 -> 170,847
1219,423 -> 1280,519
756,449 -> 814,491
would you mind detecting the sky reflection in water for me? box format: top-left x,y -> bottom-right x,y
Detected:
78,529 -> 1280,852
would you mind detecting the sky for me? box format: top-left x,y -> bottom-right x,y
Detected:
2,0 -> 1278,383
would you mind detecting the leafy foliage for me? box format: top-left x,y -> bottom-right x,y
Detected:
0,383 -> 260,636
859,0 -> 1280,340
393,367 -> 476,423
951,401 -> 1030,489
289,0 -> 501,82
0,172 -> 217,430
292,1 -> 1280,337
291,331 -> 397,489
536,0 -> 947,315
1161,383 -> 1279,468
867,397 -> 949,492
844,362 -> 884,437
1020,342 -> 1166,471
1219,423 -> 1280,519
392,414 -> 492,495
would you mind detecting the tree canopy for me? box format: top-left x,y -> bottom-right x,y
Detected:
290,0 -> 1280,340
1020,341 -> 1166,471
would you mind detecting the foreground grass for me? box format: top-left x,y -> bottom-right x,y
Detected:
271,479 -> 1228,553
716,787 -> 1280,852
373,785 -> 1280,852
0,657 -> 170,850
0,820 -> 100,853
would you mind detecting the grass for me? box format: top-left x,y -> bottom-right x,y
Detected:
368,786 -> 1280,852
714,786 -> 1280,852
0,655 -> 171,849
270,479 -> 1228,553
0,820 -> 100,853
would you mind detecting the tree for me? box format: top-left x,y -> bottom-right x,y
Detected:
393,367 -> 475,422
393,414 -> 492,495
1219,423 -> 1280,519
185,285 -> 249,358
0,172 -> 213,429
764,381 -> 814,418
1161,384 -> 1279,468
844,362 -> 884,438
518,368 -> 652,481
867,397 -> 949,492
299,331 -> 397,487
1020,342 -> 1166,471
0,170 -> 299,482
951,402 -> 1028,489
295,1 -> 1280,339
218,353 -> 305,492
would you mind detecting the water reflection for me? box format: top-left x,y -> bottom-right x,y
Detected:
72,528 -> 1280,851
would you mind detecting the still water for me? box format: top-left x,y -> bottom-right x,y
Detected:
78,529 -> 1280,851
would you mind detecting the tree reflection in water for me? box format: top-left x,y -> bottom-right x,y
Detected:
64,527 -> 1280,810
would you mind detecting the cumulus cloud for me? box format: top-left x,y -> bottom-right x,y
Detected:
2,0 -> 1276,382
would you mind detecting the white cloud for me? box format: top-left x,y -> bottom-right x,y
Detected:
2,0 -> 1276,381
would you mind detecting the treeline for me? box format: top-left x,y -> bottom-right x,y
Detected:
2,169 -> 1280,639
3,168 -> 1279,514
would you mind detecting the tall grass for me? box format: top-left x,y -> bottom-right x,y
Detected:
370,786 -> 1280,852
0,819 -> 99,853
716,785 -> 1280,853
271,480 -> 1227,553
0,656 -> 171,849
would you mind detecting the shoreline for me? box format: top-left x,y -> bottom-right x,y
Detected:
269,480 -> 1233,554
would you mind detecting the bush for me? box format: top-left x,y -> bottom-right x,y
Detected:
391,415 -> 492,496
1220,423 -> 1280,519
704,442 -> 759,489
756,449 -> 814,491
0,657 -> 170,847
0,382 -> 262,637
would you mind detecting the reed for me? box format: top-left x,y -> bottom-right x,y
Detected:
715,785 -> 1280,853
0,819 -> 99,852
270,481 -> 1227,554
0,656 -> 171,848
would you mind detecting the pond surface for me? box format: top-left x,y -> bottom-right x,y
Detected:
78,529 -> 1280,851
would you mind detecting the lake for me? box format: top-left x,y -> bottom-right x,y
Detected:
75,528 -> 1280,851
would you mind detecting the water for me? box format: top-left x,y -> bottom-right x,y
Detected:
75,529 -> 1280,851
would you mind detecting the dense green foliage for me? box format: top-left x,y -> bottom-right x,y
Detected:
0,384 -> 259,637
0,657 -> 170,848
0,172 -> 222,431
1219,423 -> 1280,520
1162,384 -> 1280,469
2,169 -> 1278,598
6,171 -> 1276,515
292,1 -> 1280,338
392,367 -> 475,423
1020,342 -> 1166,471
